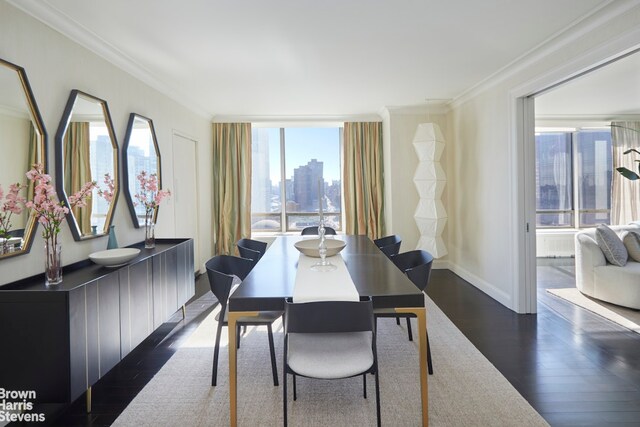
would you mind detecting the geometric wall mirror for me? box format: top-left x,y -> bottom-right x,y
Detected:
55,90 -> 119,240
122,113 -> 161,228
0,58 -> 47,259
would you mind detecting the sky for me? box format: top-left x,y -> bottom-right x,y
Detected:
260,127 -> 341,183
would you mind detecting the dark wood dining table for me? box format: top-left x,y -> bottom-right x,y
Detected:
227,235 -> 429,426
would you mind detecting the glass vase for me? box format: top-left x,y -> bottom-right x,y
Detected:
311,216 -> 336,272
107,225 -> 119,249
145,221 -> 155,249
45,241 -> 62,286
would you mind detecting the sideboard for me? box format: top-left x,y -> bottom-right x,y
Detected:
0,238 -> 194,409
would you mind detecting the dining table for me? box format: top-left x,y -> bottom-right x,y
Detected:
227,234 -> 429,426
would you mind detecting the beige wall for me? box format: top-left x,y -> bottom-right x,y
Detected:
449,91 -> 514,307
0,3 -> 213,285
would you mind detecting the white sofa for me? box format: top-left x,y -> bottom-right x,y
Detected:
575,223 -> 640,310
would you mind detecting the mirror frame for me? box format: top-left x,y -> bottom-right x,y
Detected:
54,89 -> 119,241
0,58 -> 47,260
122,113 -> 162,228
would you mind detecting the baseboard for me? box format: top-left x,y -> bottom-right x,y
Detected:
447,261 -> 513,310
432,259 -> 450,270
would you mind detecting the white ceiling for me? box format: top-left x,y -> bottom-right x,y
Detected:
11,0 -> 608,119
536,50 -> 640,117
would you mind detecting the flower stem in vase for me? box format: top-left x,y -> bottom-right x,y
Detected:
45,240 -> 62,285
145,214 -> 155,249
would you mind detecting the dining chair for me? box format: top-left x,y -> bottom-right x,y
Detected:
374,249 -> 435,374
283,297 -> 381,427
205,255 -> 282,386
236,238 -> 268,264
300,226 -> 337,235
373,234 -> 402,258
373,235 -> 402,327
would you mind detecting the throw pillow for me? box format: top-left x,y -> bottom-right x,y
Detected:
622,231 -> 640,262
595,224 -> 628,266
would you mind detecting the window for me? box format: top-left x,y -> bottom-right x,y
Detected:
535,128 -> 612,228
251,126 -> 342,232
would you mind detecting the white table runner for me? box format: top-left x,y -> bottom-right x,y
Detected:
293,253 -> 360,303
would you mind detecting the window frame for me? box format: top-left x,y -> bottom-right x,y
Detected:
250,123 -> 344,234
535,126 -> 612,229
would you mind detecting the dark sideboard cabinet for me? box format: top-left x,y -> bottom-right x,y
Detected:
0,238 -> 194,405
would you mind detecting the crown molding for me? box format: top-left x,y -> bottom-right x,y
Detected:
384,103 -> 451,116
10,0 -> 631,121
213,113 -> 383,124
0,104 -> 30,120
450,0 -> 635,109
7,0 -> 212,119
536,114 -> 640,122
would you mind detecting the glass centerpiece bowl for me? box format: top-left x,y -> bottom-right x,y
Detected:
293,236 -> 346,258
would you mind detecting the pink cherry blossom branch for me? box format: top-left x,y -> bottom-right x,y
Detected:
24,163 -> 96,243
0,182 -> 26,252
97,172 -> 115,203
134,171 -> 170,224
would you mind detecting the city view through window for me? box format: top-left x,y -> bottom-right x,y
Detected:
251,127 -> 342,232
535,128 -> 612,228
89,122 -> 115,231
126,126 -> 159,223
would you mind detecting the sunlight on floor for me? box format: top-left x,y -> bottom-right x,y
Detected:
179,306 -> 284,349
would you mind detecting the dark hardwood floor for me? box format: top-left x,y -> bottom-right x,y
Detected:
42,259 -> 640,426
428,259 -> 640,426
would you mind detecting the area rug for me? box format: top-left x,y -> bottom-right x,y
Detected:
548,288 -> 640,333
113,296 -> 548,426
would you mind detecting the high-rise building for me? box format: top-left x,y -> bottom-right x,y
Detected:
292,159 -> 323,212
127,133 -> 159,220
251,128 -> 272,213
91,132 -> 116,228
535,130 -> 612,227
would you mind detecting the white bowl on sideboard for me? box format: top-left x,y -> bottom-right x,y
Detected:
89,248 -> 141,267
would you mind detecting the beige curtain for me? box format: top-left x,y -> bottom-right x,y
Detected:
611,121 -> 640,225
343,122 -> 385,239
212,123 -> 252,255
64,122 -> 93,234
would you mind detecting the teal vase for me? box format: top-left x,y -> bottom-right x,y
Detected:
107,225 -> 118,249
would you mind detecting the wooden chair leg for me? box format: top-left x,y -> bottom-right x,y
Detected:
406,317 -> 413,341
267,323 -> 279,386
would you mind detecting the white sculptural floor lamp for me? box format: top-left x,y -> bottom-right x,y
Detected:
412,123 -> 447,258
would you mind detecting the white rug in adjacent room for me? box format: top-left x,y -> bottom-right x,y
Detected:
548,287 -> 640,333
113,296 -> 548,426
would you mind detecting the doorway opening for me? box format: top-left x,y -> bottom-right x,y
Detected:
531,50 -> 640,311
